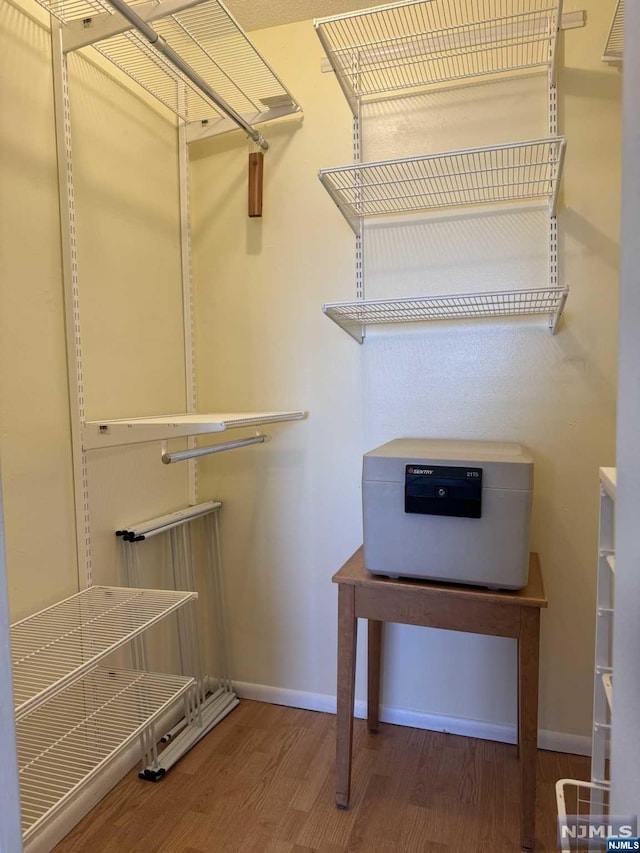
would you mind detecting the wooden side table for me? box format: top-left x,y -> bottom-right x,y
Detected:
332,547 -> 548,851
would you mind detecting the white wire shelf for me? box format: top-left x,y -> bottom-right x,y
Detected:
82,410 -> 306,449
315,0 -> 562,112
17,667 -> 194,840
556,779 -> 610,853
11,586 -> 197,720
323,287 -> 568,341
319,137 -> 566,234
602,672 -> 613,712
41,0 -> 301,128
603,0 -> 624,63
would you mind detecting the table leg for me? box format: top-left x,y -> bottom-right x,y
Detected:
518,607 -> 541,850
367,620 -> 382,732
336,583 -> 357,809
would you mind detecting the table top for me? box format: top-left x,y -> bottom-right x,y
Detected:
332,547 -> 547,609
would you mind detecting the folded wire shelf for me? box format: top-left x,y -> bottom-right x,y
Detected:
323,287 -> 568,341
11,586 -> 197,719
17,667 -> 194,840
319,137 -> 566,234
556,779 -> 611,853
38,0 -> 300,126
315,0 -> 562,112
603,0 -> 624,63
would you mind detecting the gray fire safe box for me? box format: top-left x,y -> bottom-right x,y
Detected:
362,439 -> 534,589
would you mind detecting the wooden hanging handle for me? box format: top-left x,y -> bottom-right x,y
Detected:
248,152 -> 264,217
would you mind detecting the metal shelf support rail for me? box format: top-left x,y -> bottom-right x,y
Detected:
117,501 -> 238,777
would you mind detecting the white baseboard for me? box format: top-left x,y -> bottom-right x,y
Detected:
233,681 -> 591,757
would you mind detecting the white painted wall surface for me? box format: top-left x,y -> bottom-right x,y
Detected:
192,1 -> 621,745
611,0 -> 640,816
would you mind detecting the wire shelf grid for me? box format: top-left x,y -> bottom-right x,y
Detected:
603,0 -> 624,62
11,586 -> 196,719
323,287 -> 568,340
93,1 -> 297,123
17,667 -> 194,839
315,0 -> 562,110
319,137 -> 566,231
556,779 -> 611,853
35,0 -> 299,124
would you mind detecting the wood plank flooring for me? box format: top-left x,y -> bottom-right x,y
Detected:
55,700 -> 588,852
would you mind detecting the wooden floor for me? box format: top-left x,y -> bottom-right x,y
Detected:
55,700 -> 588,853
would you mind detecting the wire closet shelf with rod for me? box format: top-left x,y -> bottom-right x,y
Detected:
315,0 -> 569,340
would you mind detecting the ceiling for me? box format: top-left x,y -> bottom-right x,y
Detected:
224,0 -> 391,32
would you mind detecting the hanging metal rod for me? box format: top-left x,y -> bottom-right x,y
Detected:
101,0 -> 269,150
162,434 -> 268,465
116,500 -> 222,540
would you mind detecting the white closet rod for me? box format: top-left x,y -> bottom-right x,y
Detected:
161,434 -> 268,466
101,0 -> 269,150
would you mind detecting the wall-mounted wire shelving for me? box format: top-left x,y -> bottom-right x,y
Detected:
11,586 -> 197,719
82,411 -> 306,449
39,0 -> 301,141
319,137 -> 566,234
556,469 -> 616,846
315,0 -> 563,114
315,0 -> 568,340
603,0 -> 624,63
324,287 -> 568,341
18,667 -> 194,842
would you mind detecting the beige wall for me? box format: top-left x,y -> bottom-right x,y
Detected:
192,1 -> 621,743
0,0 -> 189,618
0,0 -> 77,621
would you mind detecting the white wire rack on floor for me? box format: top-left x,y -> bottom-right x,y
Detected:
323,287 -> 568,340
603,0 -> 624,63
319,137 -> 566,234
315,0 -> 563,112
11,586 -> 197,720
17,667 -> 194,841
556,779 -> 611,853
